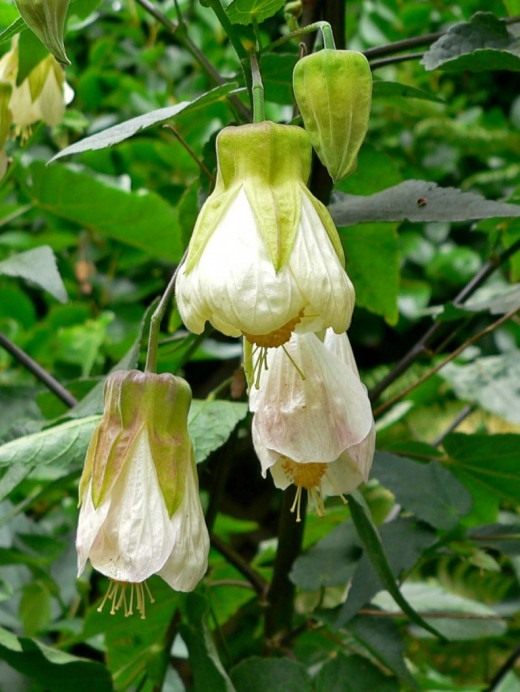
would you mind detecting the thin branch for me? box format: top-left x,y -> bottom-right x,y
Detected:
374,309 -> 518,417
369,51 -> 424,69
0,333 -> 78,408
264,487 -> 307,644
135,0 -> 250,120
487,644 -> 520,691
163,125 -> 215,182
363,16 -> 520,60
210,533 -> 268,597
431,404 -> 475,446
369,237 -> 520,402
144,253 -> 186,373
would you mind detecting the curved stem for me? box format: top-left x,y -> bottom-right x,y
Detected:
144,254 -> 186,373
320,21 -> 336,49
369,51 -> 424,69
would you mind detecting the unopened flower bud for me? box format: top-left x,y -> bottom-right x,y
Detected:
15,0 -> 70,66
293,49 -> 372,181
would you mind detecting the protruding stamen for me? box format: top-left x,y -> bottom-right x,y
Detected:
244,310 -> 304,348
97,580 -> 154,619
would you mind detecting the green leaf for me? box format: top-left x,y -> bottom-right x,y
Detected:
373,80 -> 444,103
349,616 -> 417,689
0,246 -> 67,302
0,415 -> 99,472
50,83 -> 239,162
373,583 -> 507,640
441,352 -> 520,425
26,162 -> 182,261
330,181 -> 520,226
335,517 -> 436,626
314,653 -> 399,692
443,433 -> 520,504
225,0 -> 285,25
19,581 -> 52,636
372,452 -> 472,530
347,493 -> 444,639
422,12 -> 520,72
189,399 -> 248,464
260,53 -> 297,104
180,592 -> 235,692
340,223 -> 399,324
230,657 -> 312,692
0,17 -> 24,45
0,625 -> 113,691
290,521 -> 361,591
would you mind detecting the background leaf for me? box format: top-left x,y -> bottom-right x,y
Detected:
0,246 -> 67,302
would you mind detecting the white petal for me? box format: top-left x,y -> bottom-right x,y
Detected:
269,460 -> 293,490
37,69 -> 65,126
290,193 -> 355,334
251,331 -> 373,463
87,433 -> 176,583
75,480 -> 111,577
321,454 -> 366,497
158,459 -> 209,592
176,187 -> 303,337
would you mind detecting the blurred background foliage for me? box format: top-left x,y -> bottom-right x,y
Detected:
0,0 -> 519,689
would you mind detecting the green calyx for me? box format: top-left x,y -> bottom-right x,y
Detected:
15,0 -> 71,67
293,49 -> 372,181
79,370 -> 193,517
184,121 -> 313,273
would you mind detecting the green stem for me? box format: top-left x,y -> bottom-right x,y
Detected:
321,22 -> 336,49
266,20 -> 332,52
250,53 -> 265,123
144,253 -> 186,373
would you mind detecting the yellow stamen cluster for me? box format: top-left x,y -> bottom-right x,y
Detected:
244,310 -> 304,348
281,458 -> 327,522
97,580 -> 155,619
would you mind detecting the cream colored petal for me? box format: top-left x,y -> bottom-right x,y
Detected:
321,453 -> 366,498
9,81 -> 40,127
269,459 -> 293,490
158,458 -> 209,592
87,433 -> 176,583
36,68 -> 65,126
176,188 -> 304,337
250,331 -> 373,463
289,193 -> 355,334
75,480 -> 111,576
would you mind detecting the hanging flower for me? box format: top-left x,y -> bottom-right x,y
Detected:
249,330 -> 375,520
175,122 -> 355,348
0,39 -> 66,138
76,370 -> 209,617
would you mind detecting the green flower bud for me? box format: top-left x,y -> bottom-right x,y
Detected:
15,0 -> 71,66
293,49 -> 372,181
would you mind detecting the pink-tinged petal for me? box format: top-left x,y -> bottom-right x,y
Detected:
250,331 -> 373,464
75,480 -> 110,577
158,458 -> 209,592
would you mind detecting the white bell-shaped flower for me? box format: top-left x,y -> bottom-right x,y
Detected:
76,370 -> 209,617
176,122 -> 355,348
250,330 -> 375,519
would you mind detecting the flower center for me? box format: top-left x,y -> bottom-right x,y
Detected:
281,457 -> 327,522
243,310 -> 304,348
97,580 -> 155,619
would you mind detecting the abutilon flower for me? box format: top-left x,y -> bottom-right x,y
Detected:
175,122 -> 355,349
249,330 -> 375,520
76,370 -> 209,618
0,40 -> 66,139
